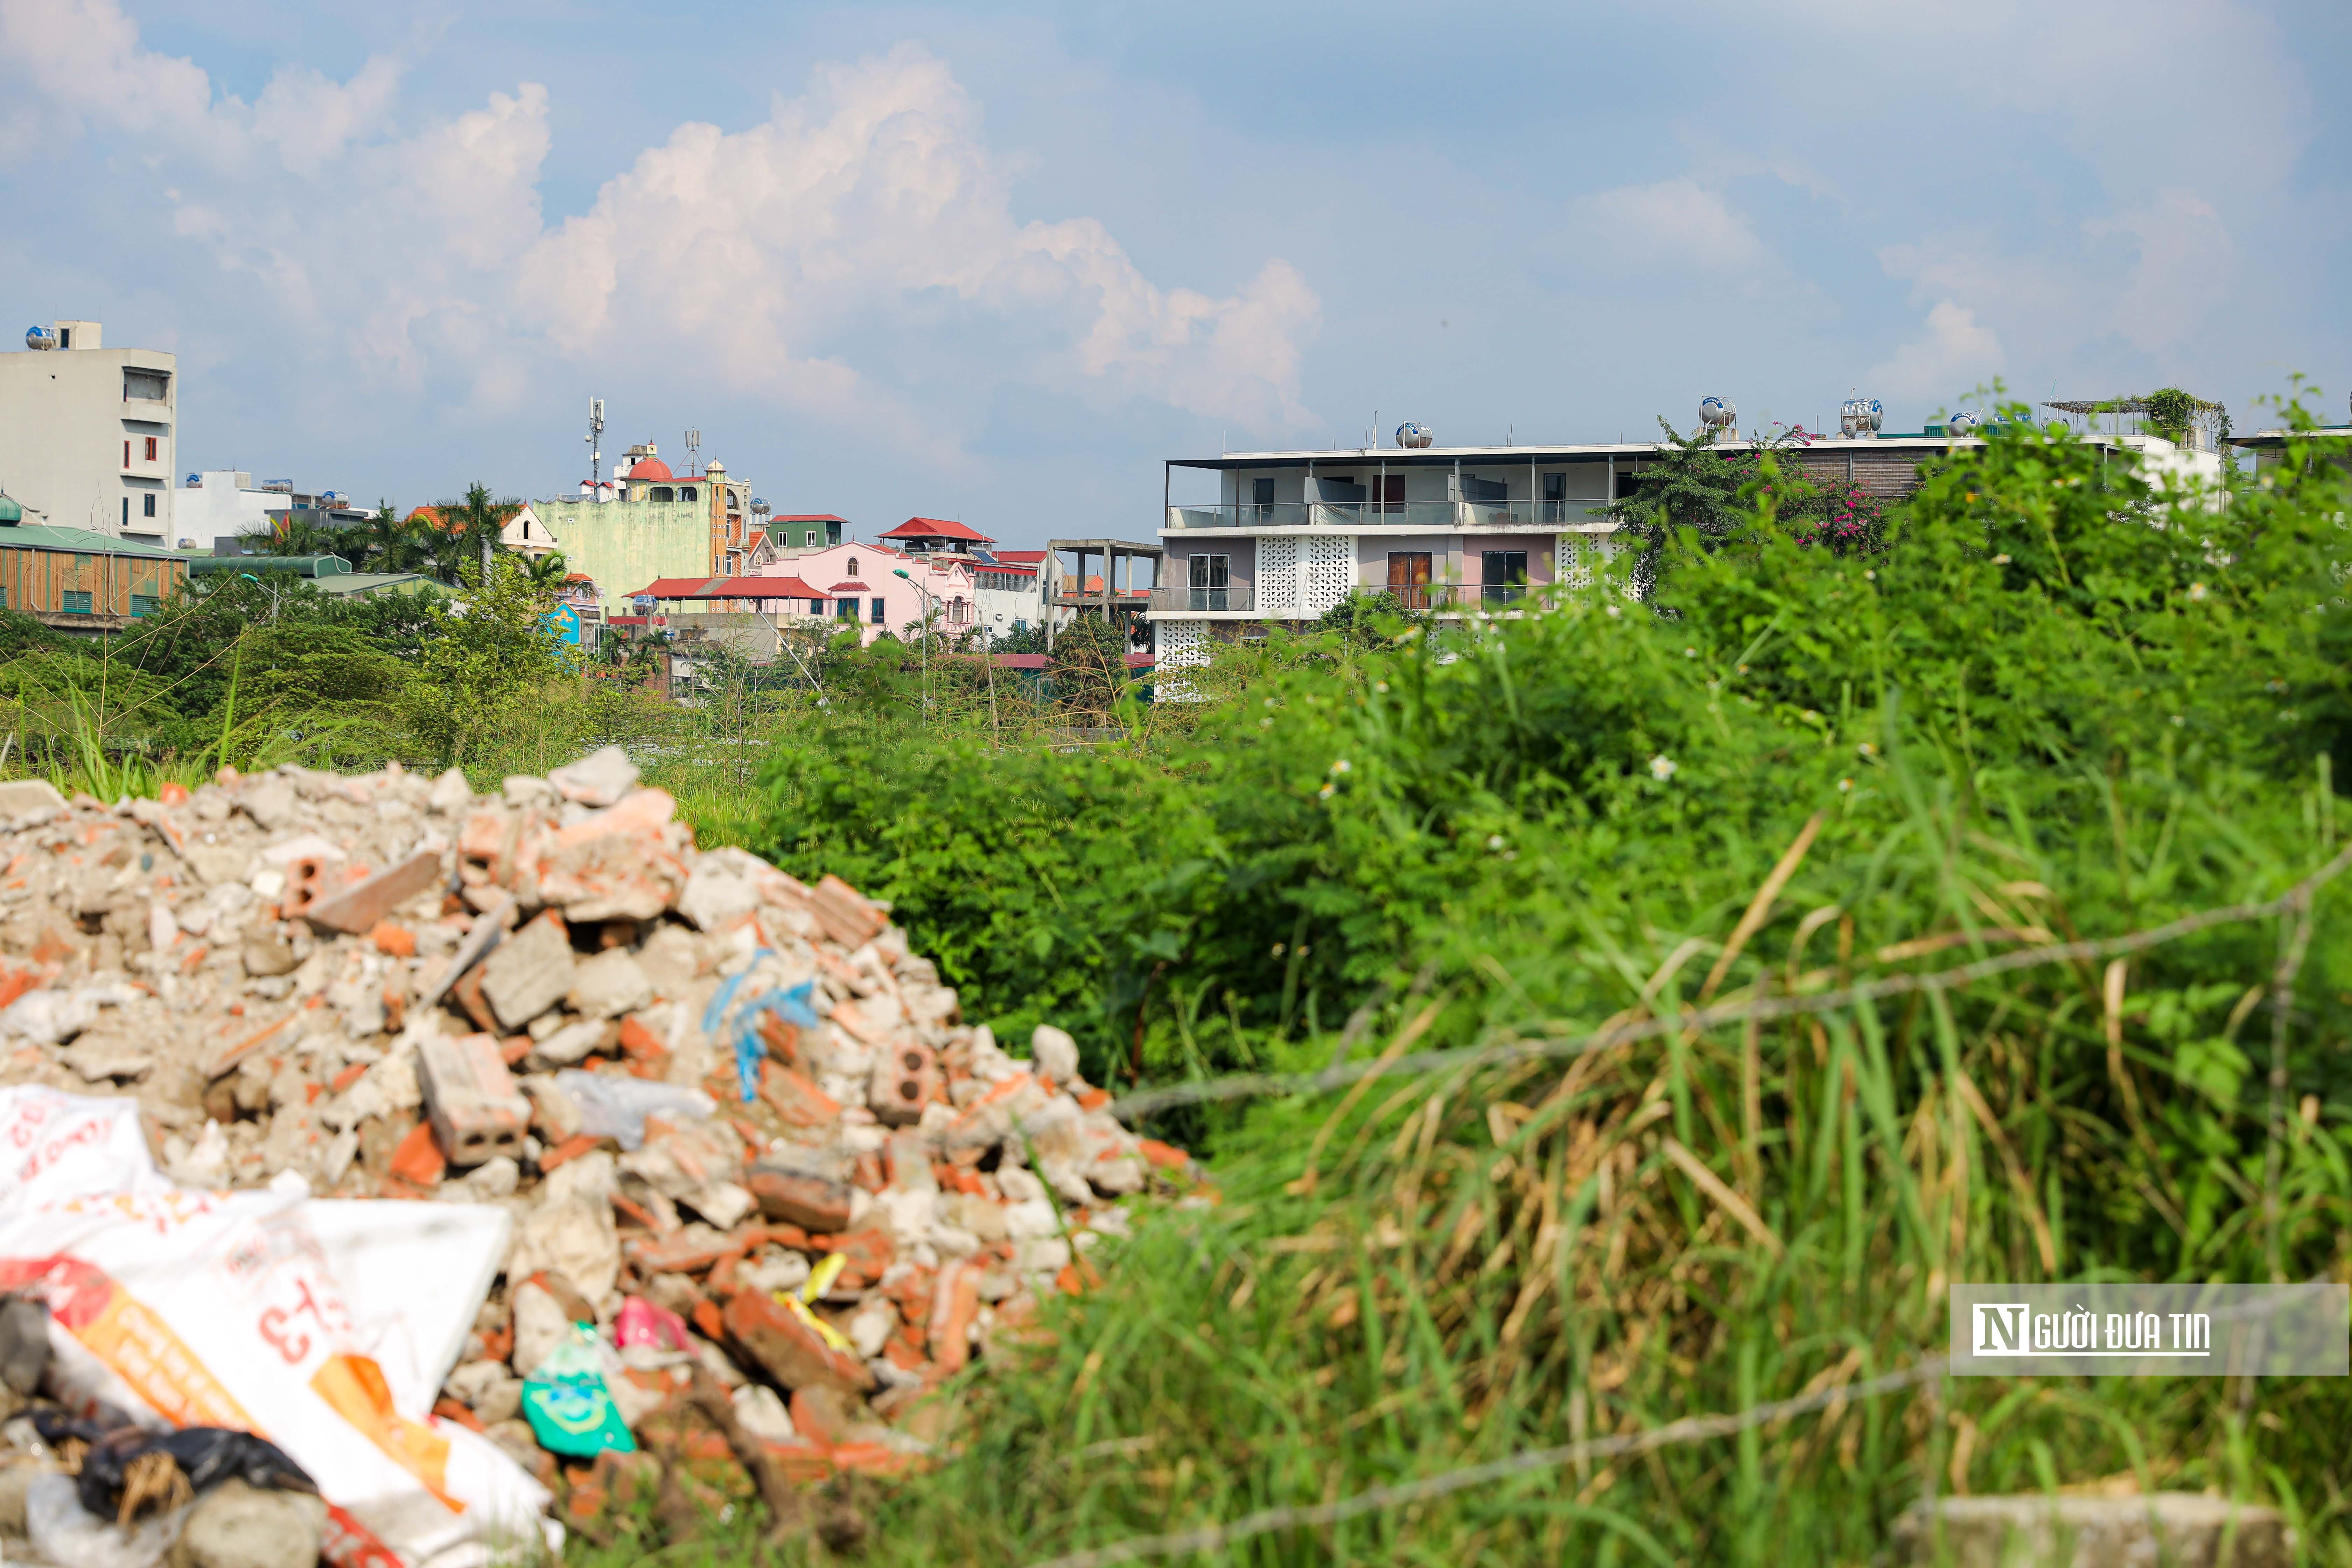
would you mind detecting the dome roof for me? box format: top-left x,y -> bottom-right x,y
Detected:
628,456 -> 675,482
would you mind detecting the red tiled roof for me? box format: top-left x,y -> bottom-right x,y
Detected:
830,581 -> 869,593
626,456 -> 674,482
993,549 -> 1048,564
773,514 -> 848,523
881,516 -> 994,544
628,575 -> 829,601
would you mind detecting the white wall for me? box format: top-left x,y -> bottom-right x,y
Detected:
0,326 -> 175,542
176,471 -> 278,546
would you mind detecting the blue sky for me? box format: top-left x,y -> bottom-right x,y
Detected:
3,0 -> 2346,547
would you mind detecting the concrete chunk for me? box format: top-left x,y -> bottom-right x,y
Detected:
1894,1493 -> 2293,1568
165,1479 -> 328,1568
479,912 -> 575,1030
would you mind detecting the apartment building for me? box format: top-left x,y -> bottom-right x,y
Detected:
1146,412 -> 2222,666
0,321 -> 176,544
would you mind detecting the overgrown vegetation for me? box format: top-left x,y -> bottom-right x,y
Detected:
642,394 -> 2352,1566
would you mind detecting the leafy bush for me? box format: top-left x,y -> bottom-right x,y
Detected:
719,401 -> 2352,1563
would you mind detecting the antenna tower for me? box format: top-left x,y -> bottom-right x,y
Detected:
684,429 -> 703,476
586,398 -> 606,489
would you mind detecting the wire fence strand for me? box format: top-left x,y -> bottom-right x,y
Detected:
1024,1361 -> 1948,1568
1109,841 -> 2352,1123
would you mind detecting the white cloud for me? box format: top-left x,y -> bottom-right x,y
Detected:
0,2 -> 1320,443
1864,301 -> 2005,404
2089,189 -> 2238,353
1581,178 -> 1764,272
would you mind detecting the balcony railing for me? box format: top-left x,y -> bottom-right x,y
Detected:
1148,584 -> 1256,613
1166,500 -> 1611,531
1148,582 -> 1545,617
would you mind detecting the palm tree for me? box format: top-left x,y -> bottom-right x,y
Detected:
433,483 -> 519,583
348,502 -> 422,574
524,550 -> 570,589
239,516 -> 347,561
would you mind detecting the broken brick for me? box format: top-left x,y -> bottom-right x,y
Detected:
389,1122 -> 445,1187
722,1290 -> 874,1396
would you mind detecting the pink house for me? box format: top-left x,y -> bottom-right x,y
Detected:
757,541 -> 979,648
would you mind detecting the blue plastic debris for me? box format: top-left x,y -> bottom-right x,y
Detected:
702,953 -> 825,1102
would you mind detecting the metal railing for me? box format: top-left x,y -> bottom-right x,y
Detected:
1147,582 -> 1543,617
1166,501 -> 1611,531
1148,584 -> 1256,613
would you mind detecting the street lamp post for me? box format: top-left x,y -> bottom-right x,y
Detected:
891,567 -> 936,721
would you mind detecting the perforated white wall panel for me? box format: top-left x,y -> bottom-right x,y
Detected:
1256,535 -> 1301,616
1156,617 -> 1206,667
1302,534 -> 1356,617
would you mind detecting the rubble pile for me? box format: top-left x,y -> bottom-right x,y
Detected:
0,750 -> 1195,1555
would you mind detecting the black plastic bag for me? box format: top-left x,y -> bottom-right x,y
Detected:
67,1424 -> 316,1525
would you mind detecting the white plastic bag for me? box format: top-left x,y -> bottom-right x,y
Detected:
0,1087 -> 554,1568
23,1471 -> 188,1568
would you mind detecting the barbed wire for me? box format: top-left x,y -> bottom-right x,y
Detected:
1023,1360 -> 1947,1568
1109,841 -> 2352,1123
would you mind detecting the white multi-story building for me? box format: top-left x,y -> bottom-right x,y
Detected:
0,321 -> 176,544
1144,409 -> 2228,670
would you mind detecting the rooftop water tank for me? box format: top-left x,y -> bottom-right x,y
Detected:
24,326 -> 55,351
1699,396 -> 1736,430
1840,398 -> 1884,438
1946,411 -> 1982,437
1395,422 -> 1434,449
751,498 -> 771,515
184,473 -> 202,487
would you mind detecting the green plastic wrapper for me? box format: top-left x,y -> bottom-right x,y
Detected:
520,1324 -> 637,1457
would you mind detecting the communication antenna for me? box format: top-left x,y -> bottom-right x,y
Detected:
586,398 -> 605,489
684,429 -> 703,475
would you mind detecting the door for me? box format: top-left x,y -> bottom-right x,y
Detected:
1481,550 -> 1527,604
1373,475 -> 1404,517
1250,478 -> 1275,523
1541,472 -> 1567,523
1189,552 -> 1230,611
1387,551 -> 1432,610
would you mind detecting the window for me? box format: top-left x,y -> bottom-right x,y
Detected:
0,588 -> 8,608
124,369 -> 169,400
1481,550 -> 1528,604
1250,477 -> 1275,522
870,597 -> 886,625
143,493 -> 156,518
836,597 -> 858,620
805,530 -> 820,547
144,437 -> 158,461
846,556 -> 859,578
124,441 -> 132,467
679,487 -> 697,503
62,591 -> 92,615
121,499 -> 129,527
1614,470 -> 1643,500
131,595 -> 156,617
1188,552 -> 1230,611
58,327 -> 71,349
651,486 -> 674,502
